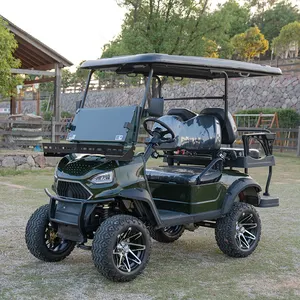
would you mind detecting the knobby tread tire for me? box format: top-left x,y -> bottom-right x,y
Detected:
25,204 -> 76,262
149,226 -> 185,243
92,214 -> 152,282
215,202 -> 261,258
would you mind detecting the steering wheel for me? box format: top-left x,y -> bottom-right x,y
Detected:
143,118 -> 175,144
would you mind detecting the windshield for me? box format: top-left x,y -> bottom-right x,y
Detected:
67,105 -> 139,144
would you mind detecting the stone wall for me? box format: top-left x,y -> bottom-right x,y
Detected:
1,74 -> 300,114
0,153 -> 59,170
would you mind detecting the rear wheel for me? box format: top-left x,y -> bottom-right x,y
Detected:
92,214 -> 151,282
215,202 -> 261,258
25,204 -> 76,262
149,225 -> 185,243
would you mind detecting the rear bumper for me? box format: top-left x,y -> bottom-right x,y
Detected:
259,195 -> 279,207
45,188 -> 113,243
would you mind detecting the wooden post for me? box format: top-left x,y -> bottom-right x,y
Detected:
10,95 -> 16,115
54,63 -> 62,142
18,92 -> 22,114
36,89 -> 40,116
51,116 -> 55,143
297,126 -> 300,157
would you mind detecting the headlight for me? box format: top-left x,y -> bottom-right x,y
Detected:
54,163 -> 58,179
90,171 -> 114,184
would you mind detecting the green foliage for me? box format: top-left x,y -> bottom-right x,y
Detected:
272,21 -> 300,57
102,0 -> 219,58
61,69 -> 73,92
42,111 -> 53,121
41,101 -> 48,113
0,17 -> 22,97
251,1 -> 300,43
39,81 -> 54,94
72,62 -> 89,91
231,26 -> 269,61
207,0 -> 250,58
61,111 -> 73,119
236,108 -> 300,128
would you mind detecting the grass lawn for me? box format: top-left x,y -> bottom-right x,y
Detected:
0,153 -> 300,300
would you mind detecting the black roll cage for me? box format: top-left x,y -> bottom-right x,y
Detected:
80,68 -> 230,130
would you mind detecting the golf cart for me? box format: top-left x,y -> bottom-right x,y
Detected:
25,54 -> 281,282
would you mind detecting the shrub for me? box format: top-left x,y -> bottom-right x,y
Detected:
61,111 -> 73,119
42,111 -> 53,121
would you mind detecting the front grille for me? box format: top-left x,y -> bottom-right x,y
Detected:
57,180 -> 91,200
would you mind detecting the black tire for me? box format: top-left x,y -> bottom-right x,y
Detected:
149,225 -> 185,243
25,204 -> 76,262
215,202 -> 261,258
92,214 -> 152,282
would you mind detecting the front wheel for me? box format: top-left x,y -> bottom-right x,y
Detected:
215,202 -> 261,258
25,204 -> 76,262
92,214 -> 152,282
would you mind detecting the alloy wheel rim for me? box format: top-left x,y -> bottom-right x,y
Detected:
113,227 -> 146,273
45,224 -> 70,253
235,213 -> 258,251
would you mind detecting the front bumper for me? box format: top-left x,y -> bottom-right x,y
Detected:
45,188 -> 113,243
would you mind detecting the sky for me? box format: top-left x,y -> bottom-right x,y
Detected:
1,0 -> 126,68
1,0 -> 299,69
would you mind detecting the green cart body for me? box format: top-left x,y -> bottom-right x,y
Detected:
26,54 -> 281,282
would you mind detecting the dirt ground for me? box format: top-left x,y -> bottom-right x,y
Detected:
0,153 -> 300,300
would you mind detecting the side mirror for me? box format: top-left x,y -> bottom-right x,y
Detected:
148,98 -> 164,117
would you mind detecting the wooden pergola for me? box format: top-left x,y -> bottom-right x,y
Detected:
1,16 -> 72,126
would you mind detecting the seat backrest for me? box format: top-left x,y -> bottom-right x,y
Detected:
200,108 -> 237,144
167,108 -> 197,121
153,114 -> 221,152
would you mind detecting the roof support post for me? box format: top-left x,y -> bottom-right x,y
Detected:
54,63 -> 62,142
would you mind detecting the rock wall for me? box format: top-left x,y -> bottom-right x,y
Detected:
1,74 -> 300,114
0,153 -> 59,170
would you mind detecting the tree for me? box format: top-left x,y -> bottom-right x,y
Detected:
205,0 -> 251,58
0,17 -> 21,97
272,21 -> 300,58
102,0 -> 216,58
71,62 -> 89,92
251,1 -> 300,43
231,26 -> 269,61
61,69 -> 73,93
249,0 -> 279,15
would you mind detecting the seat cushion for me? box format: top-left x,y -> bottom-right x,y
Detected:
146,166 -> 221,185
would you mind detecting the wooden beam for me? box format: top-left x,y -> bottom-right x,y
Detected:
8,23 -> 73,67
24,77 -> 55,85
14,49 -> 39,68
15,46 -> 46,66
34,63 -> 55,71
17,38 -> 53,64
11,68 -> 55,76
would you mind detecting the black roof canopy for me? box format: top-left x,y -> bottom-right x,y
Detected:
81,53 -> 282,79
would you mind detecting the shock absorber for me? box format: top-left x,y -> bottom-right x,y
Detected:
101,204 -> 110,221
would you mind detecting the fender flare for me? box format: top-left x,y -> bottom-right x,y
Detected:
118,188 -> 162,227
221,178 -> 262,215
